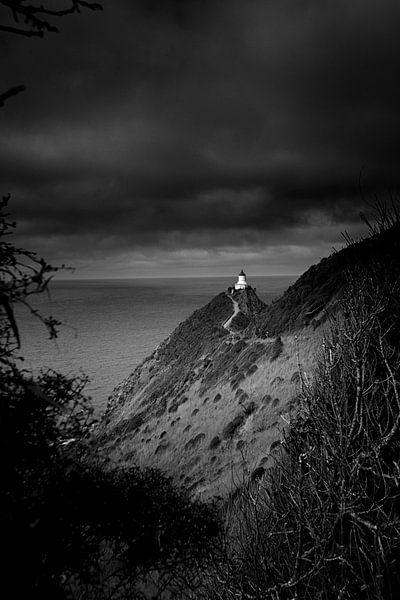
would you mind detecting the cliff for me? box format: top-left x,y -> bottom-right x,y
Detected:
96,217 -> 400,498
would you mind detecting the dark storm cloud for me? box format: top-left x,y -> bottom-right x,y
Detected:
1,0 -> 400,276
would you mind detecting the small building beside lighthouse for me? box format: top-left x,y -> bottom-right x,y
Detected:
234,269 -> 248,290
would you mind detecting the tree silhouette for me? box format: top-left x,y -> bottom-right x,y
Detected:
1,7 -> 221,596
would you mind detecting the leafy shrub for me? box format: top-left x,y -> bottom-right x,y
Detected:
184,433 -> 206,451
251,466 -> 265,481
203,214 -> 400,599
209,435 -> 221,450
230,310 -> 250,331
231,372 -> 245,390
154,442 -> 169,455
271,335 -> 284,361
233,340 -> 247,353
126,412 -> 145,432
168,395 -> 189,413
0,198 -> 222,599
290,371 -> 301,383
239,391 -> 249,403
269,439 -> 281,452
222,414 -> 246,439
244,401 -> 257,415
246,364 -> 258,376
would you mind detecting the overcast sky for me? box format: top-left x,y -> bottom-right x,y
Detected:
1,0 -> 399,278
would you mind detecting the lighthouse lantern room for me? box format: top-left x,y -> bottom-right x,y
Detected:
234,269 -> 248,290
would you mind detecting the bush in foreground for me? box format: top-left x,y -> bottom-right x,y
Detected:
202,211 -> 400,599
1,196 -> 220,599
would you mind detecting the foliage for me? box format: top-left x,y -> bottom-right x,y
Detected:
222,414 -> 246,439
230,309 -> 251,331
0,194 -> 62,361
1,198 -> 221,598
270,335 -> 283,361
200,209 -> 400,599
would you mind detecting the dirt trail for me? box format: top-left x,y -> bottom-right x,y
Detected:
223,293 -> 240,332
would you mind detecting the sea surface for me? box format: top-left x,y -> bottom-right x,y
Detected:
16,276 -> 295,414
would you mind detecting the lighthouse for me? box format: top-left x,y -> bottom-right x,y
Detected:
234,269 -> 248,290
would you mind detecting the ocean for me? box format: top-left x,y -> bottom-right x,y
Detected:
16,276 -> 295,414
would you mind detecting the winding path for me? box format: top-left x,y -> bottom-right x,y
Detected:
223,293 -> 240,332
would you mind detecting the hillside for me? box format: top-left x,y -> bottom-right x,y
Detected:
96,218 -> 400,498
96,292 -> 324,497
254,217 -> 400,335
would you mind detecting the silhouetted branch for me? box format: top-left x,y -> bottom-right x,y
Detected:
0,84 -> 26,107
0,1 -> 102,37
0,1 -> 102,106
0,23 -> 44,36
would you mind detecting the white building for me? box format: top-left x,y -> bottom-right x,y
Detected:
234,269 -> 248,290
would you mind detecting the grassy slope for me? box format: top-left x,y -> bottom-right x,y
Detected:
97,287 -> 324,497
255,220 -> 400,335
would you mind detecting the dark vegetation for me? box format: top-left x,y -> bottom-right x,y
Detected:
1,197 -> 220,598
222,414 -> 246,439
209,435 -> 221,450
229,287 -> 266,333
230,309 -> 250,331
197,206 -> 400,599
242,400 -> 257,415
271,335 -> 283,360
184,432 -> 206,452
235,286 -> 266,316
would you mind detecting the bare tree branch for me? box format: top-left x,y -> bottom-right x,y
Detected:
0,84 -> 26,107
0,1 -> 102,107
0,23 -> 44,36
1,0 -> 102,38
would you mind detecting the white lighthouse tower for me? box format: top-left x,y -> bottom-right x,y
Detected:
234,269 -> 248,290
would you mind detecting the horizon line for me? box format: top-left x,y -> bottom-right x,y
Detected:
53,273 -> 300,282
